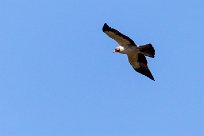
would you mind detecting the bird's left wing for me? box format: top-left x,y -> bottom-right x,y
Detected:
128,53 -> 155,81
102,23 -> 136,46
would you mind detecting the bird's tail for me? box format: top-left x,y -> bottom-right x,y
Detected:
138,43 -> 155,58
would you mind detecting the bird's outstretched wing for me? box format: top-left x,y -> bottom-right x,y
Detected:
128,53 -> 155,81
102,23 -> 136,46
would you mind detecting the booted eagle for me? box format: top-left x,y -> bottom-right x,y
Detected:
102,23 -> 155,81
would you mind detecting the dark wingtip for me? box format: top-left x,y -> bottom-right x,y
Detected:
149,75 -> 155,81
145,71 -> 155,81
102,23 -> 110,32
134,67 -> 155,81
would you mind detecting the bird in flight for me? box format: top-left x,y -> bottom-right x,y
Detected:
102,23 -> 155,81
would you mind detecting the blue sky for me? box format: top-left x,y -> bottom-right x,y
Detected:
0,0 -> 204,136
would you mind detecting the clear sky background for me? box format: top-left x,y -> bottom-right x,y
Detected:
0,0 -> 204,136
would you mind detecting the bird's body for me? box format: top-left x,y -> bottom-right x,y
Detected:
102,23 -> 155,81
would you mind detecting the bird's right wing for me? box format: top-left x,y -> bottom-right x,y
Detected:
102,23 -> 136,46
128,53 -> 155,81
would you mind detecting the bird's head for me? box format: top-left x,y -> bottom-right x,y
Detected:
113,47 -> 120,53
113,46 -> 124,53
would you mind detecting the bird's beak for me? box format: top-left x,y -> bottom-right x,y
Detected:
113,49 -> 117,53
